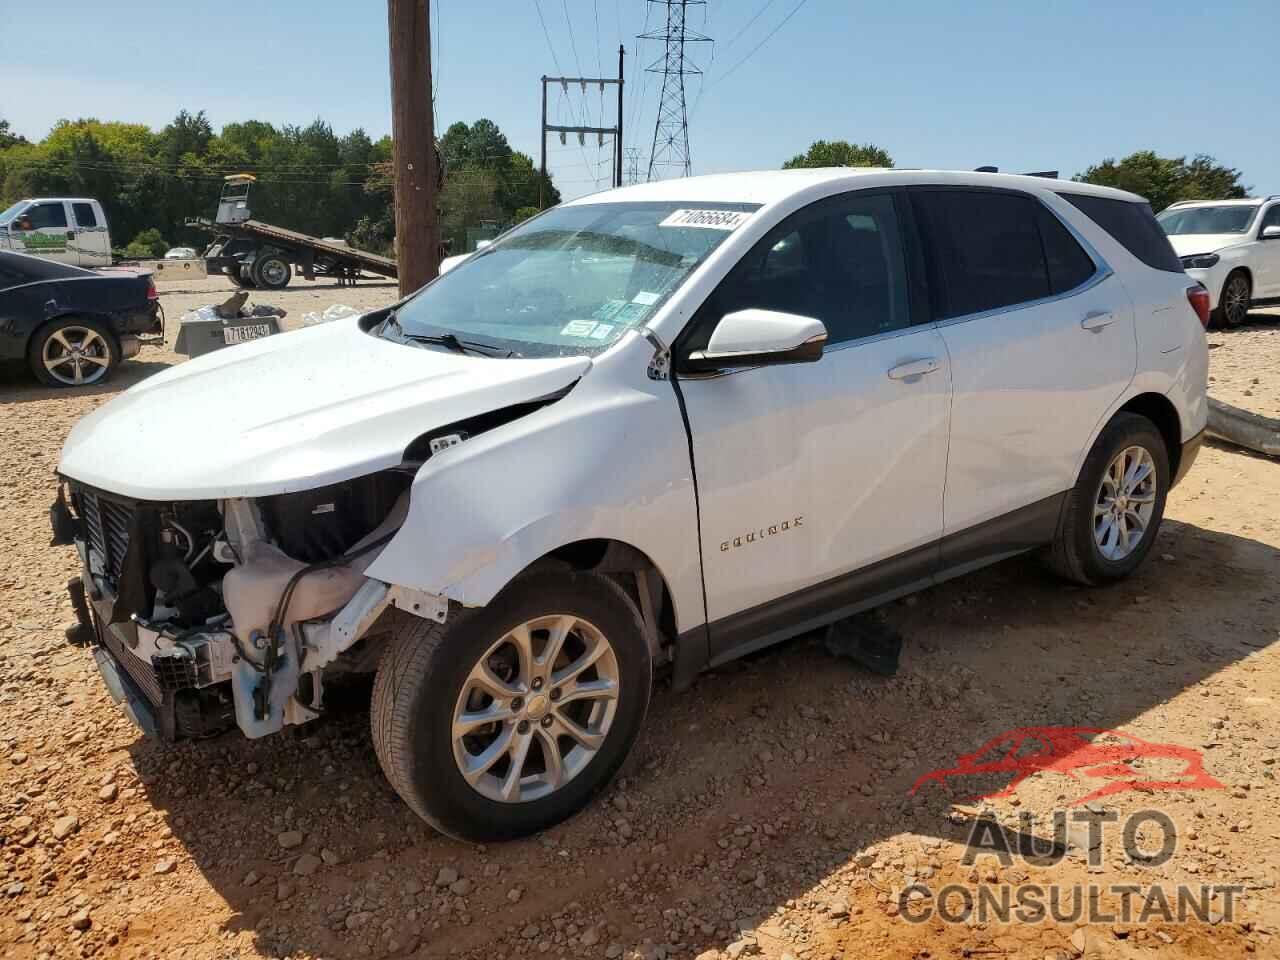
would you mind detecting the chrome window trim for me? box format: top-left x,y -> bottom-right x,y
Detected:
931,196 -> 1115,331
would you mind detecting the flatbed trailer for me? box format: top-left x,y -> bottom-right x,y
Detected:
186,175 -> 397,290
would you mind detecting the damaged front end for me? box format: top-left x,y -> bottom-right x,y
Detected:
52,469 -> 440,741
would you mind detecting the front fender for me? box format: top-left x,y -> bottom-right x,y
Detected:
364,339 -> 705,632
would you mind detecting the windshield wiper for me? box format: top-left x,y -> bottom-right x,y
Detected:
380,312 -> 517,357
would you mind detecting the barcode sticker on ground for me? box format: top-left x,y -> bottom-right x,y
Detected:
659,209 -> 752,231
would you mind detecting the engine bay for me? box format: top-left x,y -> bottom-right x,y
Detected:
58,469 -> 412,740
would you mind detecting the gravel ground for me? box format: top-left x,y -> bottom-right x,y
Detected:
1206,305 -> 1280,419
1,276 -> 1278,959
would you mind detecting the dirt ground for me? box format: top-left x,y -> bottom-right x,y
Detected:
2,277 -> 1279,960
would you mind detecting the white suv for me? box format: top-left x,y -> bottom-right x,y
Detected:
52,169 -> 1208,840
1158,197 -> 1280,326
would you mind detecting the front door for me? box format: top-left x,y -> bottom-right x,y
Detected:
18,201 -> 76,263
1255,203 -> 1280,300
910,188 -> 1136,553
674,190 -> 951,661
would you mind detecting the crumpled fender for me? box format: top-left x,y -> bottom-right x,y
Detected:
364,341 -> 705,633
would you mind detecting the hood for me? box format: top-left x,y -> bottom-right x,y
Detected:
58,317 -> 591,500
1166,234 -> 1245,258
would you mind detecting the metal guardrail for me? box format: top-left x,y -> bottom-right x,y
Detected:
1207,396 -> 1280,458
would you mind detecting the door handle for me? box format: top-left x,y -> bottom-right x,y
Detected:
66,231 -> 75,240
887,357 -> 939,380
1081,310 -> 1115,331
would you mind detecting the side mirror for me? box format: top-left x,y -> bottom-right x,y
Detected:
1262,226 -> 1280,241
15,216 -> 32,231
680,308 -> 827,374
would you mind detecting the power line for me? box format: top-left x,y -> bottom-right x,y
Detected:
533,0 -> 563,74
710,0 -> 811,88
723,0 -> 781,49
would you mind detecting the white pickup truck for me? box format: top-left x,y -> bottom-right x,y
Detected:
0,197 -> 112,267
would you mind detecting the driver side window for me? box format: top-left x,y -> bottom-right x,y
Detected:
682,191 -> 913,352
28,203 -> 68,230
1262,204 -> 1280,232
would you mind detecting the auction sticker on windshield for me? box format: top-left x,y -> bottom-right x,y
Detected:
660,209 -> 752,230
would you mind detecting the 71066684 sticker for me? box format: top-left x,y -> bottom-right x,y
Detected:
659,209 -> 752,231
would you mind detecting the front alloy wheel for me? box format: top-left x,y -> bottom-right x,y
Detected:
371,571 -> 651,841
1221,273 -> 1250,327
453,615 -> 620,803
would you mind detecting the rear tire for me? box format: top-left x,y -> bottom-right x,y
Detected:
371,571 -> 651,841
28,317 -> 119,388
1047,413 -> 1169,586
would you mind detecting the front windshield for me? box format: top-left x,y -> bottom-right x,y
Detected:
0,201 -> 26,225
1158,204 -> 1259,235
388,200 -> 760,357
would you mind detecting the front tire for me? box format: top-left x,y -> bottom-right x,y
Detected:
28,317 -> 119,388
1047,412 -> 1169,586
1214,270 -> 1251,328
371,571 -> 651,841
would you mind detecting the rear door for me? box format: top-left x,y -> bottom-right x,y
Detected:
912,188 -> 1135,558
71,202 -> 111,267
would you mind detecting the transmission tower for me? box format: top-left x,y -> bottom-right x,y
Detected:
624,147 -> 643,185
640,0 -> 711,181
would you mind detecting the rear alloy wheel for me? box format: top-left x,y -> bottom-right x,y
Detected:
1046,412 -> 1169,585
252,253 -> 292,290
371,571 -> 651,841
30,319 -> 118,387
1219,271 -> 1251,328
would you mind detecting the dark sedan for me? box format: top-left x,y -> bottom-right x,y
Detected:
0,250 -> 163,387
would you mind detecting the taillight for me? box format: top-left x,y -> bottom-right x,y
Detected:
1186,284 -> 1210,328
146,279 -> 159,300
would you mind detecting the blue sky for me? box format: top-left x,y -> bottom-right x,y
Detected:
2,0 -> 1276,200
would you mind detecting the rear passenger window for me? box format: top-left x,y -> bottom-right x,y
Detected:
28,203 -> 68,229
1037,208 -> 1097,294
72,203 -> 98,228
688,192 -> 912,348
1058,193 -> 1182,273
912,191 -> 1050,318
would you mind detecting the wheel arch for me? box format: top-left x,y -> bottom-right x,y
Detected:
1114,392 -> 1183,479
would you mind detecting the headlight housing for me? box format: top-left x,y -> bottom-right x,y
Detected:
1180,253 -> 1220,270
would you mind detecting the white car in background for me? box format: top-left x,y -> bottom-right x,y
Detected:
1158,197 -> 1280,326
52,169 -> 1208,841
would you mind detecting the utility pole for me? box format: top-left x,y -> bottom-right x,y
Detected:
538,48 -> 625,203
642,0 -> 710,181
387,0 -> 439,296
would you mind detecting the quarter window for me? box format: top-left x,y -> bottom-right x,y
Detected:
690,192 -> 912,348
1059,193 -> 1182,273
72,203 -> 98,228
912,190 -> 1050,318
27,203 -> 68,229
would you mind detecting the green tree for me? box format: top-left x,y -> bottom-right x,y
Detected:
783,140 -> 894,169
124,228 -> 168,259
0,118 -> 26,149
1074,151 -> 1248,213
